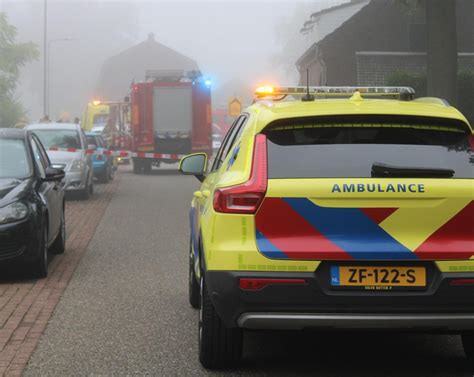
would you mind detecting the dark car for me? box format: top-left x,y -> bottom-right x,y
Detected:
0,128 -> 66,278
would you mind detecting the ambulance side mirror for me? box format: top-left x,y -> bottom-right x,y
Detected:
179,153 -> 208,182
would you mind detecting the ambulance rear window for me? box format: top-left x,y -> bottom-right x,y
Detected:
264,122 -> 473,179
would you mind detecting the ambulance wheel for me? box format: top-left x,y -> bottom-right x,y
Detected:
198,277 -> 243,369
189,245 -> 200,309
462,332 -> 474,369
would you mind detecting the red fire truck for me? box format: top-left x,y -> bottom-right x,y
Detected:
130,70 -> 212,174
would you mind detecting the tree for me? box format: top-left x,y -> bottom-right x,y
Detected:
426,0 -> 458,105
0,12 -> 38,126
398,0 -> 458,105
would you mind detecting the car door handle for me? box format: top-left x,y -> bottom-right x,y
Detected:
202,190 -> 210,198
193,191 -> 203,199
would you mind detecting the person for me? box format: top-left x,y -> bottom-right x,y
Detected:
14,116 -> 29,129
102,116 -> 117,148
74,117 -> 80,124
39,115 -> 51,123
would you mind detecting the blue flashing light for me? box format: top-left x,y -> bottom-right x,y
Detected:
204,79 -> 212,88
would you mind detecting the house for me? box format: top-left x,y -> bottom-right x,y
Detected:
296,0 -> 474,87
297,0 -> 370,84
95,33 -> 199,101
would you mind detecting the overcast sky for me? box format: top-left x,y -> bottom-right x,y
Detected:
1,0 -> 346,119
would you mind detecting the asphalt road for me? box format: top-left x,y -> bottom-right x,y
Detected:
24,166 -> 473,376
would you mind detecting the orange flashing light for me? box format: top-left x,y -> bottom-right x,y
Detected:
255,86 -> 275,96
92,100 -> 101,106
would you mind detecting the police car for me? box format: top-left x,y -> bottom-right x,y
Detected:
179,86 -> 474,369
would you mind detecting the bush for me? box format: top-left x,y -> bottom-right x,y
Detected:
386,70 -> 427,97
0,96 -> 25,128
386,70 -> 474,125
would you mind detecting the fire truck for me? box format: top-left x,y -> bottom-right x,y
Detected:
130,70 -> 212,174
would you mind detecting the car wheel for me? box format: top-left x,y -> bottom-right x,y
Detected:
50,206 -> 66,255
32,222 -> 48,279
143,160 -> 152,174
462,332 -> 474,369
189,245 -> 200,309
198,276 -> 243,369
108,163 -> 115,181
99,168 -> 109,183
89,177 -> 94,195
132,158 -> 143,174
80,186 -> 89,200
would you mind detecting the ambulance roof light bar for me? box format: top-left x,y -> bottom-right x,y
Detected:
255,86 -> 416,101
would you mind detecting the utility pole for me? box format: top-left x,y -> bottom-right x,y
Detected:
43,0 -> 48,117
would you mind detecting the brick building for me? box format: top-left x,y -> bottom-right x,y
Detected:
296,0 -> 474,87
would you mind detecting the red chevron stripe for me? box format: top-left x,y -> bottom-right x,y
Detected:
256,198 -> 350,260
360,208 -> 398,224
415,201 -> 474,260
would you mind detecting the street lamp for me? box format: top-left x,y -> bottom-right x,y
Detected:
47,38 -> 74,116
43,0 -> 47,117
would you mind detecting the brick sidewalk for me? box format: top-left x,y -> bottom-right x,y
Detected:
0,176 -> 119,377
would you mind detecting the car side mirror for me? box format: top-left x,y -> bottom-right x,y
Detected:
44,167 -> 65,182
179,153 -> 208,182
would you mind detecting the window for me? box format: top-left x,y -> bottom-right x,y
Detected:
93,114 -> 109,127
409,23 -> 427,52
211,115 -> 247,171
33,129 -> 81,149
86,135 -> 99,147
264,121 -> 473,179
30,138 -> 47,178
0,139 -> 32,179
33,136 -> 51,167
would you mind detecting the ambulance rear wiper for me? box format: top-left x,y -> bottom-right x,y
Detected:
371,162 -> 455,178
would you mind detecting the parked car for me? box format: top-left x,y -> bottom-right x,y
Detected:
85,132 -> 115,183
0,128 -> 65,278
26,123 -> 94,199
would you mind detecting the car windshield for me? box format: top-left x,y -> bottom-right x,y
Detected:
0,139 -> 32,179
86,135 -> 98,146
33,129 -> 81,149
93,114 -> 109,127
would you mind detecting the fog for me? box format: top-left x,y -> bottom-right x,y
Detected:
0,0 -> 345,121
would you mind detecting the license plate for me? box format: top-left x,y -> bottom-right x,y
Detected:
331,266 -> 426,290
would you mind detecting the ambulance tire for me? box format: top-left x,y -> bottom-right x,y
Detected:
462,332 -> 474,369
189,245 -> 200,309
199,277 -> 243,369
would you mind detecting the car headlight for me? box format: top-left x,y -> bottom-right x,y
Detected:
69,159 -> 84,172
0,202 -> 29,224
